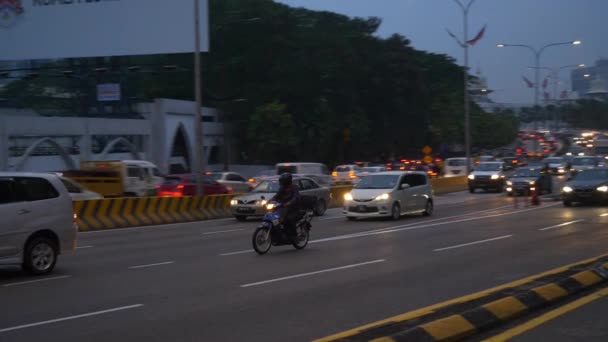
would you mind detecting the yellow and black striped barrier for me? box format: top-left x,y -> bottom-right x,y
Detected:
74,195 -> 235,231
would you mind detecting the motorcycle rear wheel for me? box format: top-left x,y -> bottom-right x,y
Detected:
252,227 -> 272,255
292,226 -> 310,250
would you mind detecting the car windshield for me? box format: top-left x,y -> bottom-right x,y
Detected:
545,158 -> 563,164
572,158 -> 597,166
277,166 -> 297,174
513,169 -> 540,177
355,175 -> 399,189
336,166 -> 352,172
252,180 -> 280,193
448,159 -> 466,166
572,169 -> 608,181
208,173 -> 223,180
476,163 -> 502,171
361,167 -> 380,173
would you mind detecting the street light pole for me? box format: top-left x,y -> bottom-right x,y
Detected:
497,41 -> 581,156
451,0 -> 476,175
194,0 -> 206,196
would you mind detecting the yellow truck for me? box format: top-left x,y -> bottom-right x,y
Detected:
63,160 -> 163,197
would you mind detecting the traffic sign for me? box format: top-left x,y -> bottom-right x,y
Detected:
423,155 -> 433,164
422,145 -> 432,155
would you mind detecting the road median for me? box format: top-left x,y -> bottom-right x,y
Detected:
315,254 -> 608,342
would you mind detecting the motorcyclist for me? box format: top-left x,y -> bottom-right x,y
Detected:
271,173 -> 300,235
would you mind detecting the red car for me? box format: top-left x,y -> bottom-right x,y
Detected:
157,174 -> 231,197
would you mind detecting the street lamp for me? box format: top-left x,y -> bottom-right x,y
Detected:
497,40 -> 581,154
450,0 -> 477,175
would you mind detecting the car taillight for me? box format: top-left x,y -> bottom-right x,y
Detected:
248,178 -> 255,183
177,184 -> 185,190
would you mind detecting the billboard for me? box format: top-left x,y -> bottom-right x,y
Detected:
0,0 -> 209,61
97,83 -> 121,102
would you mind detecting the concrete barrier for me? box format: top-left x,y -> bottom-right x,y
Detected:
75,178 -> 470,231
74,195 -> 235,231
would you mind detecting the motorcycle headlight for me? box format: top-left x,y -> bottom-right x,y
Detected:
344,193 -> 353,201
506,181 -> 513,186
230,199 -> 238,206
597,186 -> 608,192
375,193 -> 390,201
258,199 -> 268,206
266,203 -> 275,210
468,174 -> 475,180
491,174 -> 500,180
562,186 -> 573,193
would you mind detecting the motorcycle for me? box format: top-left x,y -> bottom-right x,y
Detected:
252,202 -> 313,255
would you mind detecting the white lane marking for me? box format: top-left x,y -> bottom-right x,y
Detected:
433,235 -> 513,252
76,245 -> 94,249
319,216 -> 346,221
219,203 -> 559,256
539,219 -> 586,231
219,250 -> 254,256
3,275 -> 71,287
128,261 -> 175,269
202,228 -> 246,235
240,259 -> 385,288
0,304 -> 143,333
600,213 -> 608,217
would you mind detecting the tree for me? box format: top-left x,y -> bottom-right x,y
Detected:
245,101 -> 297,162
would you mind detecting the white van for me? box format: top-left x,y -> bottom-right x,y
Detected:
444,158 -> 473,177
0,173 -> 77,275
275,162 -> 332,186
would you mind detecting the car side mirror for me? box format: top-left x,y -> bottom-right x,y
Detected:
400,183 -> 410,190
260,196 -> 265,200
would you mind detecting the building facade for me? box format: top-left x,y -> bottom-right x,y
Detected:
0,99 -> 224,174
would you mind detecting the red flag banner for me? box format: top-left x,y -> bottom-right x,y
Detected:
467,25 -> 486,46
522,75 -> 534,88
542,77 -> 549,89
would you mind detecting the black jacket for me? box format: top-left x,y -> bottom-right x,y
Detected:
271,184 -> 300,208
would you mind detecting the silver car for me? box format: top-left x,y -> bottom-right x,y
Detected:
230,176 -> 331,221
343,171 -> 434,220
208,172 -> 253,194
0,173 -> 78,275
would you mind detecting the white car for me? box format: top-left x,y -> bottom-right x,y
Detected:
444,158 -> 473,177
208,172 -> 252,193
0,173 -> 78,275
59,177 -> 103,200
332,164 -> 361,185
343,171 -> 434,220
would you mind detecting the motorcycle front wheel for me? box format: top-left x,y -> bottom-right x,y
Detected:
292,226 -> 310,250
252,227 -> 272,255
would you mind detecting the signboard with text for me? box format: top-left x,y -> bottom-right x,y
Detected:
0,0 -> 209,61
97,83 -> 121,102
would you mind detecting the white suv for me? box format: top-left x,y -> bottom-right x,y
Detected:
0,173 -> 77,275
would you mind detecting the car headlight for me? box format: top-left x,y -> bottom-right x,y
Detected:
258,199 -> 268,206
491,174 -> 500,180
230,199 -> 238,206
529,181 -> 536,185
506,181 -> 513,186
375,193 -> 390,201
468,174 -> 475,180
597,186 -> 608,192
344,193 -> 353,201
266,203 -> 275,210
562,186 -> 573,193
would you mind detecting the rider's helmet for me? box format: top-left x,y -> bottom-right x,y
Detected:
279,173 -> 293,188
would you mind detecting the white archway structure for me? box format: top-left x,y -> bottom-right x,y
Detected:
99,137 -> 142,160
15,137 -> 76,171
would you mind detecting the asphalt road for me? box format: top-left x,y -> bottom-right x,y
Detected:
1,180 -> 607,342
